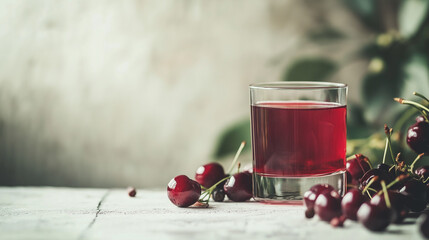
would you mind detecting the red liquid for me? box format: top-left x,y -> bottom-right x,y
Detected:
251,101 -> 346,177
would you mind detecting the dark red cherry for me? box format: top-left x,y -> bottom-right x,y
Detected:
167,175 -> 201,207
211,188 -> 226,202
127,187 -> 137,197
303,184 -> 335,211
357,201 -> 393,232
399,179 -> 427,212
416,115 -> 426,123
371,191 -> 408,224
305,209 -> 315,218
346,154 -> 371,184
330,215 -> 346,228
224,172 -> 252,202
341,188 -> 366,221
211,175 -> 229,202
195,163 -> 225,188
359,169 -> 388,193
377,163 -> 396,179
377,163 -> 390,172
314,190 -> 342,222
407,121 -> 429,154
415,166 -> 429,179
418,212 -> 429,239
388,171 -> 408,190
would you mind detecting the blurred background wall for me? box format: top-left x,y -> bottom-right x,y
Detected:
0,0 -> 375,187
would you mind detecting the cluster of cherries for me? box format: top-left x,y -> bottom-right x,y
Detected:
167,142 -> 253,207
305,93 -> 429,236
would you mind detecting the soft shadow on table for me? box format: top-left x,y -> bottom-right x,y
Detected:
386,229 -> 403,234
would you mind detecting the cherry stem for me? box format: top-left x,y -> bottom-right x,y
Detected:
410,153 -> 425,174
394,98 -> 429,121
365,190 -> 372,199
226,141 -> 246,175
395,153 -> 401,163
382,138 -> 388,164
384,125 -> 396,164
413,92 -> 429,103
376,175 -> 407,195
381,180 -> 391,209
198,175 -> 232,204
362,176 -> 378,195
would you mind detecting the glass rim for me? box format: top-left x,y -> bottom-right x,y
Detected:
249,81 -> 347,90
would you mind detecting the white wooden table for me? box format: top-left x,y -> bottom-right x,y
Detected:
0,187 -> 423,240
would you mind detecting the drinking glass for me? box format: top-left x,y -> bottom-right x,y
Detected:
250,82 -> 348,203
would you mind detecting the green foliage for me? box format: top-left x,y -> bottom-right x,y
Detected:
399,0 -> 429,38
282,58 -> 337,82
401,54 -> 429,98
213,119 -> 251,158
343,0 -> 380,31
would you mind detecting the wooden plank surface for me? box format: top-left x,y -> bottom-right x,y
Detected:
0,187 -> 423,240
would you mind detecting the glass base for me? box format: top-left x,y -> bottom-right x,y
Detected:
253,171 -> 346,204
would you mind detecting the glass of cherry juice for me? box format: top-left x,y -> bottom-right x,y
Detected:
250,82 -> 347,203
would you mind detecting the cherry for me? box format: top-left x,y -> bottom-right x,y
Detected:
303,184 -> 335,212
376,163 -> 390,172
418,212 -> 429,239
407,121 -> 429,154
211,187 -> 226,202
127,187 -> 137,197
341,188 -> 366,221
377,164 -> 396,181
305,209 -> 315,219
167,175 -> 201,207
195,163 -> 225,188
224,172 -> 252,202
330,215 -> 346,228
371,191 -> 408,224
314,190 -> 342,222
357,201 -> 393,232
389,171 -> 408,190
359,169 -> 390,193
399,179 -> 427,212
415,166 -> 429,179
211,175 -> 229,202
346,154 -> 371,184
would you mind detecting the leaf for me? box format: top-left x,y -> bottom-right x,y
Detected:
213,119 -> 251,158
362,72 -> 401,125
343,0 -> 380,31
399,0 -> 429,39
400,54 -> 429,98
282,58 -> 337,82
